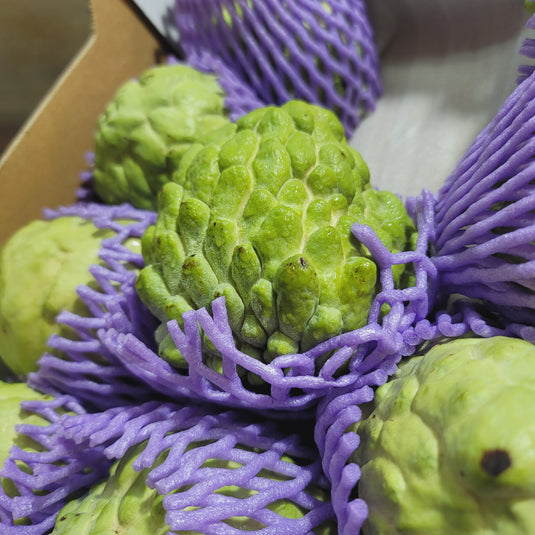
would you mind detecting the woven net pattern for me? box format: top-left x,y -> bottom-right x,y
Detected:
97,191 -> 438,413
2,400 -> 335,534
174,0 -> 382,136
27,202 -> 159,411
432,67 -> 535,327
0,395 -> 110,534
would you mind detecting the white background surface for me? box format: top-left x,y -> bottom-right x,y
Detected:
135,0 -> 531,198
354,0 -> 530,197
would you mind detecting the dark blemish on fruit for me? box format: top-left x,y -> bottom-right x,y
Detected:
299,257 -> 307,268
480,449 -> 511,477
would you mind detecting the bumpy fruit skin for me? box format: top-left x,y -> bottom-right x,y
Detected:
93,64 -> 235,210
354,336 -> 535,535
52,444 -> 335,534
52,444 -> 168,535
0,217 -> 139,376
136,100 -> 417,371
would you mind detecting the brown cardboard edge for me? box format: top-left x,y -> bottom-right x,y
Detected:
0,0 -> 167,246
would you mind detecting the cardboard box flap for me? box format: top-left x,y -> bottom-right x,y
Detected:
0,0 -> 166,245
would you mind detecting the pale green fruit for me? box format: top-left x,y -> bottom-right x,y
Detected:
0,381 -> 52,500
0,216 -> 141,376
354,336 -> 535,535
52,443 -> 335,534
136,100 -> 417,374
93,64 -> 235,210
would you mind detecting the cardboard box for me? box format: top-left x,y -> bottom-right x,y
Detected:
0,0 -> 168,246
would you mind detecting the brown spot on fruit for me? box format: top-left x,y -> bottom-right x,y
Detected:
480,449 -> 511,477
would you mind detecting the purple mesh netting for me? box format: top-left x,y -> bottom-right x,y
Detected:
3,400 -> 335,534
27,202 -> 159,411
518,14 -> 535,84
315,385 -> 373,535
0,395 -> 111,533
431,66 -> 535,329
174,0 -> 382,136
95,191 -> 437,413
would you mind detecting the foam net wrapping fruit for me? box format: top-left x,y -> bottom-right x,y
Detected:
0,399 -> 336,534
19,89 -> 535,531
313,295 -> 535,535
430,65 -> 535,334
26,202 -> 160,411
23,193 -> 431,415
102,195 -> 441,413
173,0 -> 382,136
0,394 -> 110,533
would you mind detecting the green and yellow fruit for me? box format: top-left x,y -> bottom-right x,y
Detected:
354,336 -> 535,535
136,100 -> 417,374
93,64 -> 235,210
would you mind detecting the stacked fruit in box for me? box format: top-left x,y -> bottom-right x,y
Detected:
1,2 -> 535,534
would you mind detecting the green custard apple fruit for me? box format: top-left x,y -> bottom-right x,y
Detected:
354,336 -> 535,535
0,216 -> 140,376
51,441 -> 335,534
136,100 -> 417,374
93,64 -> 236,210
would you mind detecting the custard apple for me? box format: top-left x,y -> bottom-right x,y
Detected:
93,64 -> 235,210
354,336 -> 535,534
136,100 -> 417,373
0,216 -> 140,376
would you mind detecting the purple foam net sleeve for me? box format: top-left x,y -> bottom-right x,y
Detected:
45,400 -> 336,534
27,202 -> 159,411
314,385 -> 375,535
93,191 -> 438,413
518,14 -> 535,84
174,0 -> 382,136
0,395 -> 111,534
431,65 -> 535,326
